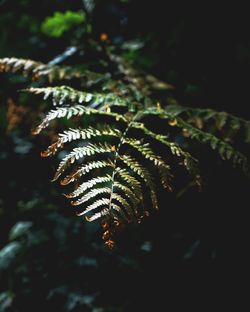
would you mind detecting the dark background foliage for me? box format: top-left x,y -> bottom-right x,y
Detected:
0,1 -> 249,311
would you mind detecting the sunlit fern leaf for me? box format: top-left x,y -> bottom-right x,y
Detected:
112,182 -> 141,221
123,138 -> 167,167
119,154 -> 160,210
0,57 -> 104,84
60,159 -> 114,185
41,126 -> 121,157
131,121 -> 191,159
76,197 -> 129,223
0,58 -> 43,75
113,181 -> 141,206
71,187 -> 111,206
109,202 -> 130,221
33,105 -> 87,135
110,192 -> 135,220
32,104 -> 126,135
35,102 -> 160,235
76,198 -> 110,216
52,143 -> 115,181
115,167 -> 142,197
131,122 -> 200,184
25,86 -> 128,109
65,175 -> 112,198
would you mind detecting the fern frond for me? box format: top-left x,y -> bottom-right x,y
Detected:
26,86 -> 128,109
85,211 -> 107,222
107,202 -> 130,221
66,175 -> 112,199
76,198 -> 110,216
77,197 -> 130,222
52,143 -> 114,181
115,167 -> 143,204
2,49 -> 249,249
119,155 -> 159,209
175,118 -> 250,175
60,159 -> 114,185
131,121 -> 191,158
33,105 -> 126,135
165,105 -> 250,143
141,107 -> 249,176
85,204 -> 128,222
0,58 -> 44,75
111,192 -> 134,218
33,105 -> 86,135
41,126 -> 121,157
0,57 -> 104,83
112,182 -> 141,220
113,181 -> 140,205
131,122 -> 199,181
71,187 -> 111,206
124,138 -> 167,167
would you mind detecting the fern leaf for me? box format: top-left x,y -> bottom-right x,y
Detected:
76,198 -> 110,216
113,181 -> 141,219
33,105 -> 126,135
113,181 -> 140,205
131,121 -> 192,158
161,114 -> 250,175
111,192 -> 134,219
165,105 -> 250,143
108,202 -> 130,221
77,197 -> 129,221
85,211 -> 106,222
0,57 -> 105,83
124,138 -> 167,167
66,175 -> 112,199
0,57 -> 44,75
52,143 -> 114,181
115,167 -> 142,194
85,204 -> 127,222
176,118 -> 250,175
131,122 -> 199,182
60,160 -> 114,185
33,105 -> 86,135
41,126 -> 121,157
25,86 -> 128,108
71,187 -> 111,206
142,107 -> 249,176
119,154 -> 160,210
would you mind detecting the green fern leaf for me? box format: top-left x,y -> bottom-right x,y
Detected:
26,86 -> 128,109
66,175 -> 112,199
42,126 -> 121,157
0,57 -> 104,83
52,143 -> 115,181
60,160 -> 114,185
71,187 -> 111,206
33,104 -> 126,135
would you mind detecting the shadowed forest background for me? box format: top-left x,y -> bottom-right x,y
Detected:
0,1 -> 249,311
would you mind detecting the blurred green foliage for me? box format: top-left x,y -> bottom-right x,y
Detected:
41,11 -> 86,38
